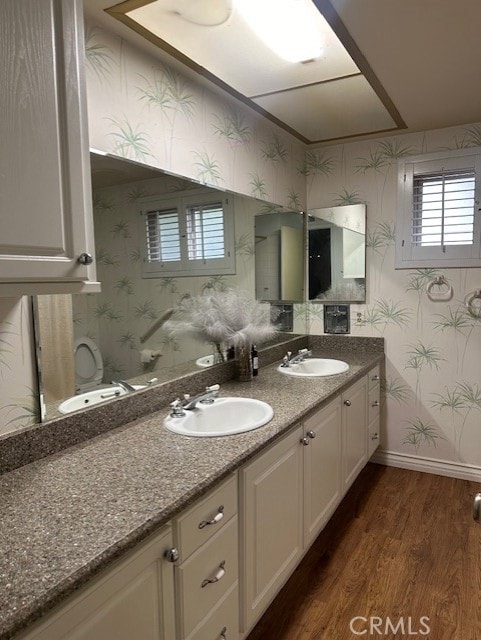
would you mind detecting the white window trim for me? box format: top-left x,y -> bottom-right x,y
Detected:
396,146 -> 481,269
140,189 -> 236,278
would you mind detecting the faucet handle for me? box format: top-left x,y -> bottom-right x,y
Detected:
170,398 -> 185,417
206,384 -> 220,392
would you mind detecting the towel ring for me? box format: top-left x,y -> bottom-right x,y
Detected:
426,276 -> 453,301
464,289 -> 481,317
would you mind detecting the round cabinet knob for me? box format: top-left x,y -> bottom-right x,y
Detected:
371,432 -> 379,440
372,374 -> 380,381
306,430 -> 316,439
300,437 -> 310,446
372,400 -> 380,407
344,400 -> 351,407
164,547 -> 179,563
78,252 -> 94,265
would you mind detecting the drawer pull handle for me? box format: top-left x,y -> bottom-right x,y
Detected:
371,400 -> 380,407
199,505 -> 224,529
201,560 -> 226,587
220,627 -> 227,639
371,432 -> 379,441
372,374 -> 380,381
344,400 -> 351,407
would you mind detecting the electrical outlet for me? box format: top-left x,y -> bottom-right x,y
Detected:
356,311 -> 364,324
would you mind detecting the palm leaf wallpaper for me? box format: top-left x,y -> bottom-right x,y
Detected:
307,121 -> 481,469
1,16 -> 481,478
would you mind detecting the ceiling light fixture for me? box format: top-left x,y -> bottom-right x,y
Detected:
234,0 -> 324,63
172,0 -> 233,26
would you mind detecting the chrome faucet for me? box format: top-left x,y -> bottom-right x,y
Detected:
280,348 -> 312,367
111,379 -> 137,393
183,384 -> 220,410
170,384 -> 221,417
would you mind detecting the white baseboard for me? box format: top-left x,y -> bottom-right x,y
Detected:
371,449 -> 481,482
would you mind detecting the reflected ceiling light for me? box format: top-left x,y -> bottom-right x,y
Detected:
234,0 -> 324,63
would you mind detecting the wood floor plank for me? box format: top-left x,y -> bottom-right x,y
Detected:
246,463 -> 481,640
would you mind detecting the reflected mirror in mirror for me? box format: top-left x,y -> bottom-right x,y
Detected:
34,153 -> 304,422
308,204 -> 366,302
255,210 -> 305,302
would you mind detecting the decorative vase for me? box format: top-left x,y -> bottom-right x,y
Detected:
235,344 -> 253,382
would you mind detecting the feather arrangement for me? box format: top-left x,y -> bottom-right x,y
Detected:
165,289 -> 277,347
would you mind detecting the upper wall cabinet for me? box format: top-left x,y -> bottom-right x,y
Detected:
0,0 -> 98,296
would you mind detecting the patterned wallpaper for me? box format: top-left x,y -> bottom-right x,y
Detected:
0,298 -> 37,436
305,123 -> 481,473
84,20 -> 307,210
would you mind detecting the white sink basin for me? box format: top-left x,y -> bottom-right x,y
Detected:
58,384 -> 146,414
195,354 -> 215,368
277,358 -> 349,377
164,397 -> 274,437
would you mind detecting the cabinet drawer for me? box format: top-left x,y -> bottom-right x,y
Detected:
176,474 -> 237,562
368,416 -> 381,457
177,516 -> 238,638
187,584 -> 239,640
368,365 -> 381,390
368,385 -> 380,424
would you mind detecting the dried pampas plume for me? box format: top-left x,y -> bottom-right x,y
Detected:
165,289 -> 277,347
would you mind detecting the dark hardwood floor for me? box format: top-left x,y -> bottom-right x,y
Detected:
246,463 -> 481,640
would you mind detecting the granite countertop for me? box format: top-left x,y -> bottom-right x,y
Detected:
0,345 -> 383,640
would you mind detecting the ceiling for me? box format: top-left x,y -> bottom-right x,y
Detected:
84,0 -> 481,147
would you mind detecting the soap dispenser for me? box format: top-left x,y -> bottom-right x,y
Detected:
251,344 -> 259,376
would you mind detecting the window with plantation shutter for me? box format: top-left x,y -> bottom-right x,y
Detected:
396,148 -> 481,269
140,190 -> 235,277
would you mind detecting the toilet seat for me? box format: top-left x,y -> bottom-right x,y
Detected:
74,337 -> 103,391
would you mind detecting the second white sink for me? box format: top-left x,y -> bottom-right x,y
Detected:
164,397 -> 274,437
277,358 -> 349,377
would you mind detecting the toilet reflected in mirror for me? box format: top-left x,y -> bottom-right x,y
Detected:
74,336 -> 104,393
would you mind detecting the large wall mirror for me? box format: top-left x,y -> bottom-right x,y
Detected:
34,153 -> 304,422
308,204 -> 366,303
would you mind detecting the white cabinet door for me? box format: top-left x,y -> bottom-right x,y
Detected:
303,397 -> 342,548
0,0 -> 96,292
18,525 -> 176,640
342,375 -> 368,492
240,425 -> 304,633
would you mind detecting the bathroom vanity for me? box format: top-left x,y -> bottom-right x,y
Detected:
0,337 -> 383,640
